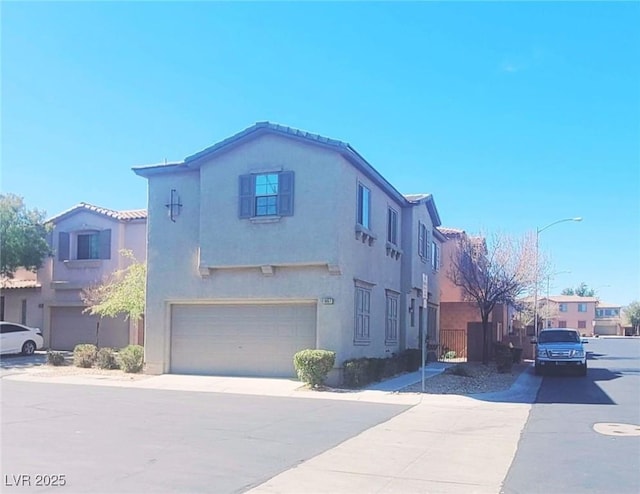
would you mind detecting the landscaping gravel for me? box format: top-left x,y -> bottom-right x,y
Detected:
401,362 -> 529,395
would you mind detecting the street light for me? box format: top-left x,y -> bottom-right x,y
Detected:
544,270 -> 571,329
533,217 -> 582,336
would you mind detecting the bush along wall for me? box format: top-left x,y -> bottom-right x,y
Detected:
342,349 -> 422,388
293,349 -> 336,388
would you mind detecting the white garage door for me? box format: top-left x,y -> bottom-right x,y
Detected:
50,307 -> 129,351
170,303 -> 317,377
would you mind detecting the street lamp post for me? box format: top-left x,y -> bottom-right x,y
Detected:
544,270 -> 571,329
533,217 -> 582,336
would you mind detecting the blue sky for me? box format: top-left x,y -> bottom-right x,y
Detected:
2,1 -> 639,306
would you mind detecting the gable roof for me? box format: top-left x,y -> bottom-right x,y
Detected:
132,122 -> 442,226
47,203 -> 147,224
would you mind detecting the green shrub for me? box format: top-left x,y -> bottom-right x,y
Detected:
47,350 -> 66,366
96,347 -> 119,370
443,350 -> 457,360
293,349 -> 336,388
342,358 -> 369,388
73,344 -> 97,368
118,345 -> 144,373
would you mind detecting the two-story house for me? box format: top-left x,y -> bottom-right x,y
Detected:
538,295 -> 598,335
593,302 -> 624,336
39,203 -> 147,350
133,122 -> 445,381
438,228 -> 514,361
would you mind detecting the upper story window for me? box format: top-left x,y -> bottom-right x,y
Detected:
431,241 -> 440,271
597,308 -> 620,317
58,230 -> 111,261
577,303 -> 587,312
558,303 -> 568,312
255,173 -> 279,216
387,207 -> 398,245
238,171 -> 294,218
77,232 -> 100,260
418,222 -> 430,260
357,183 -> 371,229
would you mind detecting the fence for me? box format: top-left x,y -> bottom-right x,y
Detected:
439,328 -> 467,360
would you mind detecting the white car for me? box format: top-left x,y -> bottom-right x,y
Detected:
0,322 -> 44,356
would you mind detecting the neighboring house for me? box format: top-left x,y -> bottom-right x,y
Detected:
133,122 -> 445,381
594,302 -> 624,336
0,268 -> 43,329
536,295 -> 598,335
2,203 -> 148,351
438,228 -> 513,361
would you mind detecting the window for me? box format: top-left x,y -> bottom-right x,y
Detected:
357,183 -> 371,229
578,303 -> 587,312
354,285 -> 371,344
238,171 -> 294,218
385,292 -> 399,344
21,300 -> 27,325
0,323 -> 29,335
596,309 -> 603,317
431,241 -> 440,271
387,208 -> 398,245
559,303 -> 568,312
0,296 -> 4,321
578,320 -> 586,329
58,230 -> 111,261
558,320 -> 567,328
255,173 -> 279,216
77,233 -> 100,260
418,223 -> 429,260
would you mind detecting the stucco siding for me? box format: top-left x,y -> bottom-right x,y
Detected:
198,133 -> 343,268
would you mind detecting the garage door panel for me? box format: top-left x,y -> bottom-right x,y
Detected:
170,304 -> 317,377
50,307 -> 129,351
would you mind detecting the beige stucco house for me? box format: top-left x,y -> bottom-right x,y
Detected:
134,122 -> 445,380
1,203 -> 147,350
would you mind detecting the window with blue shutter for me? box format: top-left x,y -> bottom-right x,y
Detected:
58,232 -> 70,261
238,171 -> 295,218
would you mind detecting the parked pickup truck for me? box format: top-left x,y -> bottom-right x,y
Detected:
532,328 -> 588,376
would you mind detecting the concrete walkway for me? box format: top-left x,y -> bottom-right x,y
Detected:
248,369 -> 540,494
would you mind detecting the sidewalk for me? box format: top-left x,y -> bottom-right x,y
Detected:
2,362 -> 453,405
248,368 -> 539,494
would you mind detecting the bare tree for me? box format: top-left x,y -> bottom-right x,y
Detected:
448,232 -> 540,364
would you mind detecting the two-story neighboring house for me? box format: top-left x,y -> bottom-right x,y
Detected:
38,203 -> 147,350
438,228 -> 514,361
133,122 -> 444,380
593,302 -> 624,336
538,295 -> 598,335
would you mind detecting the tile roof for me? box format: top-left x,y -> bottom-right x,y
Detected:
404,194 -> 432,203
0,278 -> 40,289
437,227 -> 466,237
47,203 -> 147,223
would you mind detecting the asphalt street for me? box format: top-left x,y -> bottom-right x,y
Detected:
1,381 -> 410,493
502,338 -> 640,494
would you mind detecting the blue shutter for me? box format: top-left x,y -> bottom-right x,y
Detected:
99,229 -> 111,259
239,174 -> 254,218
58,232 -> 70,261
277,171 -> 294,216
